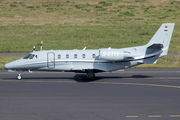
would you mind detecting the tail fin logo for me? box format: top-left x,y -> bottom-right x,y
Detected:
164,26 -> 168,31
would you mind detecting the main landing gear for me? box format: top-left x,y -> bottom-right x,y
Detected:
87,70 -> 96,80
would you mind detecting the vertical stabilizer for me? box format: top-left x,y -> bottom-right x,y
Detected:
146,23 -> 175,56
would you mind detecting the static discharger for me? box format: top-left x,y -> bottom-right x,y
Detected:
83,47 -> 86,50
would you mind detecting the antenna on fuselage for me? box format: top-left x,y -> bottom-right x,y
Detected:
83,47 -> 87,50
33,46 -> 35,52
40,41 -> 43,51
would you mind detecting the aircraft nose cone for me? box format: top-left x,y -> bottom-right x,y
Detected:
4,63 -> 13,70
4,63 -> 9,69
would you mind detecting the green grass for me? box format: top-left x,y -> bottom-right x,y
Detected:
0,56 -> 22,69
133,56 -> 180,68
0,25 -> 156,52
0,0 -> 179,52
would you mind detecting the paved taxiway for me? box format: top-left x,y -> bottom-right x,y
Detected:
0,68 -> 180,120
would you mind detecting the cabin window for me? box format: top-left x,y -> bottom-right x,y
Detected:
58,54 -> 61,59
74,54 -> 77,58
92,54 -> 95,58
66,54 -> 69,59
82,54 -> 85,58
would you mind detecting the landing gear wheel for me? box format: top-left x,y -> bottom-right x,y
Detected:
87,70 -> 96,80
17,74 -> 22,80
90,76 -> 96,80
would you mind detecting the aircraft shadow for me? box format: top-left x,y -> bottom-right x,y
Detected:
73,74 -> 152,82
2,74 -> 151,82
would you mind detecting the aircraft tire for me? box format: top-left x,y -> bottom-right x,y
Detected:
90,76 -> 95,80
17,74 -> 22,80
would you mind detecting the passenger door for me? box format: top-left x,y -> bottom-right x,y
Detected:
47,52 -> 55,68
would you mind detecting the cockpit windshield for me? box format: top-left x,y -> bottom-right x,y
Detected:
23,54 -> 36,59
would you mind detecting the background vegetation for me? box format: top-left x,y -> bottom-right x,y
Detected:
0,0 -> 180,68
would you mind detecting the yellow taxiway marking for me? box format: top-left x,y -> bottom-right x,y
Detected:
126,115 -> 180,118
170,115 -> 180,117
148,115 -> 161,117
1,79 -> 180,89
126,116 -> 138,118
89,82 -> 180,89
121,77 -> 180,80
0,79 -> 77,83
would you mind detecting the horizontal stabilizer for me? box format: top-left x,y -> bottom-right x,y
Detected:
146,43 -> 163,55
142,44 -> 163,64
143,55 -> 159,64
147,44 -> 164,50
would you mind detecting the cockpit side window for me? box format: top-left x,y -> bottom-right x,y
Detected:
29,54 -> 35,59
23,54 -> 36,59
23,54 -> 32,59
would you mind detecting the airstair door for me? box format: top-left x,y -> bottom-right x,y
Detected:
47,52 -> 55,68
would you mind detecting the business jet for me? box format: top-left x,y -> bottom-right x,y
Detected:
4,23 -> 175,80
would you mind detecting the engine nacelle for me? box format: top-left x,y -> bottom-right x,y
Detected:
99,50 -> 125,61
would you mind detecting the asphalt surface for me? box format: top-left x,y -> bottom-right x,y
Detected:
0,69 -> 180,120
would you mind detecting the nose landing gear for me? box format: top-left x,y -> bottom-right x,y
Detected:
17,74 -> 22,80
